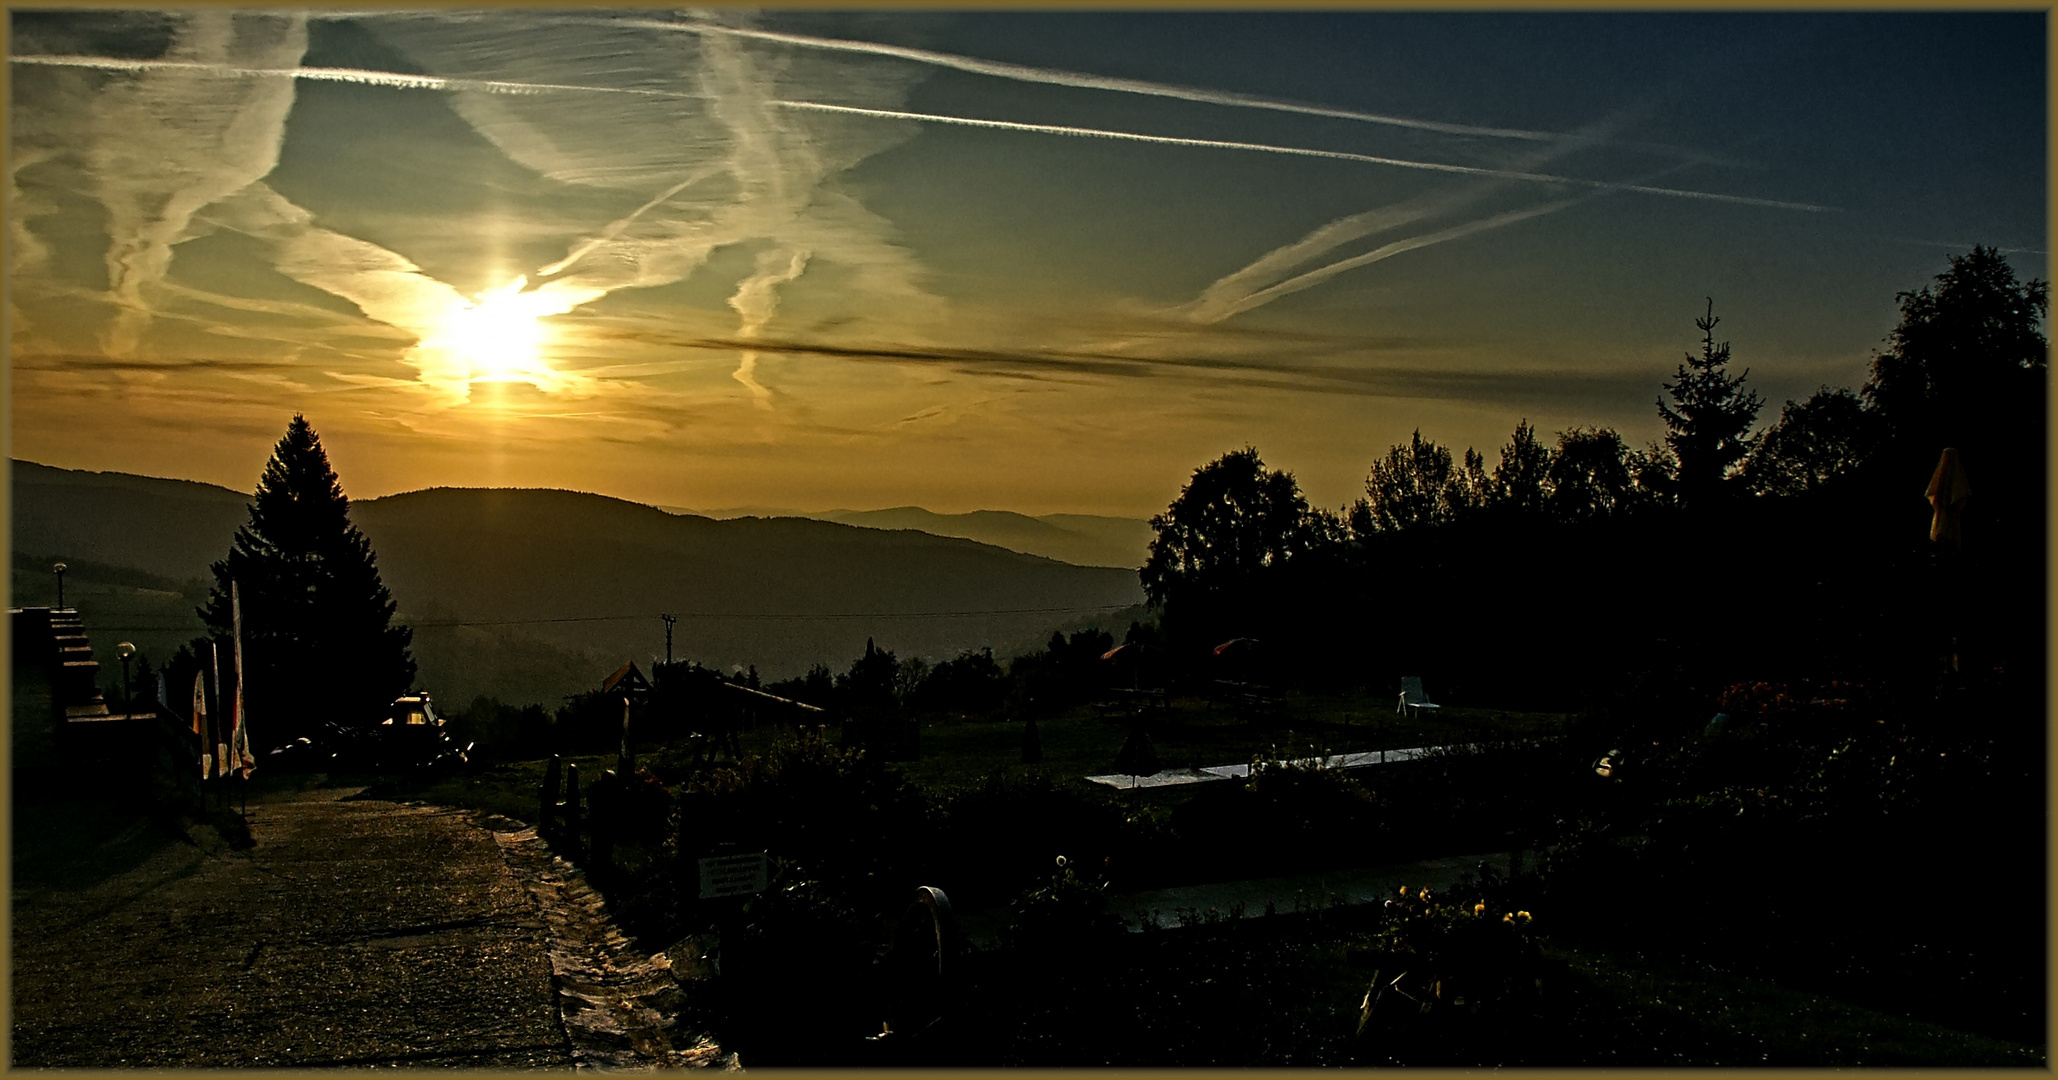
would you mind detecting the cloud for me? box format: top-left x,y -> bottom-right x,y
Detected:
356,13 -> 952,406
11,11 -> 311,356
770,100 -> 1833,213
621,14 -> 1733,166
8,52 -> 699,99
728,248 -> 813,408
1194,198 -> 1583,324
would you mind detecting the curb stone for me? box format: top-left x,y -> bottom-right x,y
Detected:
490,821 -> 739,1070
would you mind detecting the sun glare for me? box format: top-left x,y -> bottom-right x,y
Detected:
436,277 -> 550,385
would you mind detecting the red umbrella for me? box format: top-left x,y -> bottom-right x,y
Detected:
1212,637 -> 1260,657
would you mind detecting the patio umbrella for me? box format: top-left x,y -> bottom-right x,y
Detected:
1925,447 -> 1971,551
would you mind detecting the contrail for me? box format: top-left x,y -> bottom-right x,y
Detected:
9,53 -> 692,99
621,18 -> 1556,144
537,166 -> 722,278
728,248 -> 812,409
1197,200 -> 1582,323
771,100 -> 1834,212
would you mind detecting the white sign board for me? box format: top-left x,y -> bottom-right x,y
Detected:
698,852 -> 769,899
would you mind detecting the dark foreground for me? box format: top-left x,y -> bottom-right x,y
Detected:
11,782 -> 573,1068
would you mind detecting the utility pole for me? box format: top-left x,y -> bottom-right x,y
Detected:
661,613 -> 677,667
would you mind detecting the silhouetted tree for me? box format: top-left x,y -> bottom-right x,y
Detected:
1141,448 -> 1326,619
1865,246 -> 2049,455
911,647 -> 1005,714
1546,427 -> 1636,523
836,638 -> 899,713
1489,419 -> 1554,516
1658,300 -> 1763,506
1356,430 -> 1486,533
1744,387 -> 1886,497
200,415 -> 414,743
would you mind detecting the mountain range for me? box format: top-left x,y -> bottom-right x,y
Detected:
10,460 -> 1148,710
675,505 -> 1151,570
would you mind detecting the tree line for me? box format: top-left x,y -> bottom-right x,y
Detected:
1140,247 -> 2045,709
145,246 -> 2041,751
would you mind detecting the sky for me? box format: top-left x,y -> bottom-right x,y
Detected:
7,9 -> 2047,518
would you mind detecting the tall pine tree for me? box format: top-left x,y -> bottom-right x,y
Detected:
201,415 -> 414,742
1658,299 -> 1763,507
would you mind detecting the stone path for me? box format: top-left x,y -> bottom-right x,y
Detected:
9,783 -> 730,1070
494,825 -> 736,1070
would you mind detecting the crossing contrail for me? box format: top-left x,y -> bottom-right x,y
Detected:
771,100 -> 1835,212
9,52 -> 692,98
617,17 -> 1566,143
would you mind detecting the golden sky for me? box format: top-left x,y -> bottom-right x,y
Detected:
8,10 -> 2046,516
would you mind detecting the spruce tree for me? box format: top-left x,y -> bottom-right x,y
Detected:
201,415 -> 414,743
1658,300 -> 1764,506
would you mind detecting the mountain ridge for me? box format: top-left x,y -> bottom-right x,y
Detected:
10,460 -> 1147,706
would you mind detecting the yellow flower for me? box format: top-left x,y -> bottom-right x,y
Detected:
1474,902 -> 1486,916
1502,913 -> 1514,923
1515,910 -> 1532,923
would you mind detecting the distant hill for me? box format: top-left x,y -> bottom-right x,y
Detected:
11,459 -> 250,582
10,461 -> 1147,708
684,504 -> 1153,569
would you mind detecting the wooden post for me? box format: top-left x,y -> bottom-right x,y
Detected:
563,762 -> 582,855
539,754 -> 562,834
619,697 -> 634,778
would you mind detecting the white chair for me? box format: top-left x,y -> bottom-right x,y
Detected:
1397,677 -> 1441,719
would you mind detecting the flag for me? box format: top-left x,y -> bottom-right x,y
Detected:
231,580 -> 255,778
211,641 -> 227,781
192,671 -> 210,778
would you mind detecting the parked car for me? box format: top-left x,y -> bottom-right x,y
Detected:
374,693 -> 472,771
264,693 -> 473,773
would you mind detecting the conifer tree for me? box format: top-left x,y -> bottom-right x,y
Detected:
1658,300 -> 1763,506
201,415 -> 414,742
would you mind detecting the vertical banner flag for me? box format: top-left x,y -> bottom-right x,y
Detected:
192,671 -> 209,778
231,580 -> 255,778
211,641 -> 228,780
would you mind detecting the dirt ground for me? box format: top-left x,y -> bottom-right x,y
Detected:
9,778 -> 717,1068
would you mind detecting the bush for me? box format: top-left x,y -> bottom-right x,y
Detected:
678,726 -> 930,919
929,773 -> 1130,910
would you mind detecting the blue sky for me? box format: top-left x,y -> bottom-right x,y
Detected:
8,9 -> 2045,516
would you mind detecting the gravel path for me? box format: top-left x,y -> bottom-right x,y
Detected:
10,782 -> 726,1069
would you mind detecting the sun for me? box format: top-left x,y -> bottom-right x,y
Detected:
409,275 -> 603,404
433,276 -> 551,384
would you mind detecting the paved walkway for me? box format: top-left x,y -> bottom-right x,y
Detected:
9,782 -> 730,1069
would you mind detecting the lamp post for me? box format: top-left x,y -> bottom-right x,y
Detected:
117,641 -> 136,717
53,562 -> 67,609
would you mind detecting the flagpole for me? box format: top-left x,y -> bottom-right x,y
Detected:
210,641 -> 225,809
232,580 -> 250,821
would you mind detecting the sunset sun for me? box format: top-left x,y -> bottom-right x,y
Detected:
433,276 -> 552,386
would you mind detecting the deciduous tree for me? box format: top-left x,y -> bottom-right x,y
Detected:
1141,447 -> 1325,608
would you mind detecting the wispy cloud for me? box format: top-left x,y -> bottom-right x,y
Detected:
1184,199 -> 1583,326
625,16 -> 1567,143
9,52 -> 698,99
770,100 -> 1834,212
11,12 -> 311,356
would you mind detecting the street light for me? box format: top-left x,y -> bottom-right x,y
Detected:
117,642 -> 136,717
52,563 -> 67,609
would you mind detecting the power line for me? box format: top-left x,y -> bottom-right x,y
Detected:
402,604 -> 1137,627
71,602 -> 1141,633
